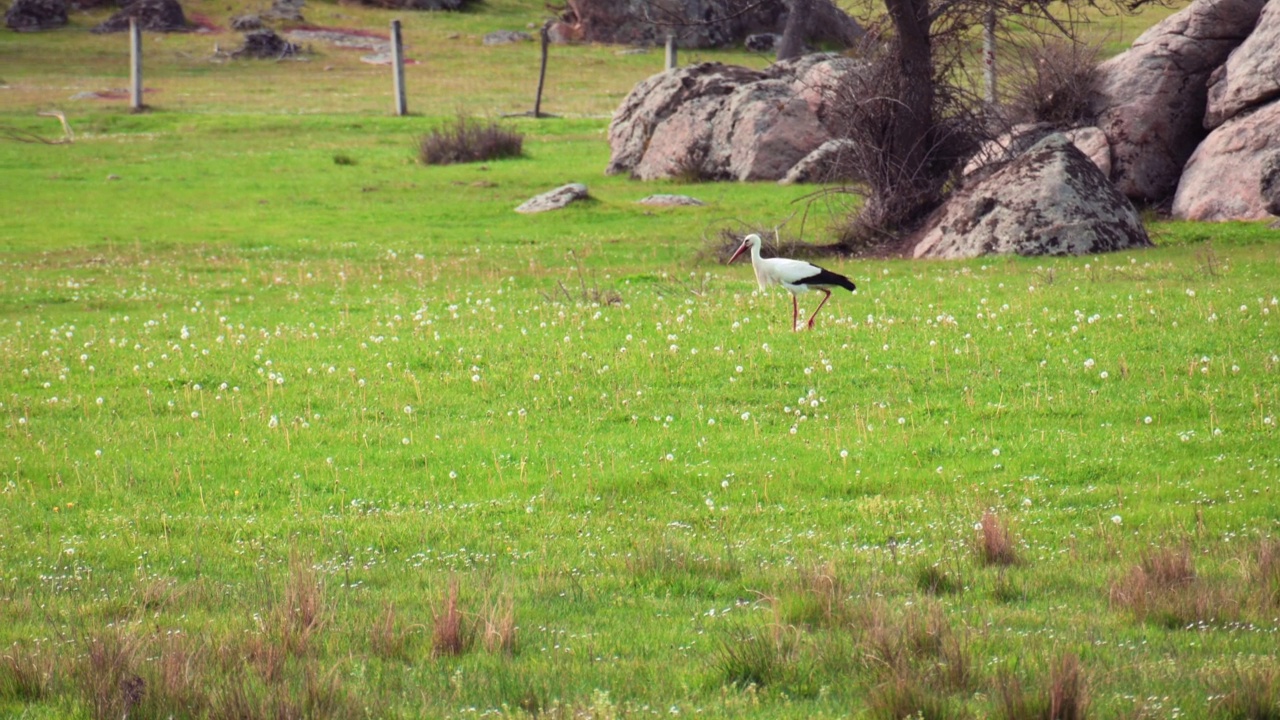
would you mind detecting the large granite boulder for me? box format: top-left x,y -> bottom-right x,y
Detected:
1262,152 -> 1280,216
608,55 -> 862,182
607,62 -> 768,177
706,78 -> 831,181
1205,0 -> 1280,128
913,134 -> 1151,259
91,0 -> 188,32
1171,100 -> 1280,221
781,138 -> 858,184
964,124 -> 1112,180
1090,0 -> 1266,202
5,0 -> 67,31
550,0 -> 862,49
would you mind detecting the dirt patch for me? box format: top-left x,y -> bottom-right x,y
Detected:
71,88 -> 158,100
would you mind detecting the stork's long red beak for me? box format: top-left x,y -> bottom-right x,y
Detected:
727,240 -> 749,264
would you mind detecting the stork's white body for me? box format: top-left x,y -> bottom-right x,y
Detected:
728,233 -> 856,331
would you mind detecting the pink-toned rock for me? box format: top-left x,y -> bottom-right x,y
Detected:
606,63 -> 766,177
631,95 -> 723,180
1090,0 -> 1266,201
1205,0 -> 1280,128
708,79 -> 831,181
1171,100 -> 1280,221
786,54 -> 864,124
608,56 -> 853,182
913,134 -> 1150,259
963,124 -> 1110,179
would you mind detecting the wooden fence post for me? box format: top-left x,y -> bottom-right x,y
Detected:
665,33 -> 677,70
129,18 -> 143,111
533,20 -> 550,118
391,19 -> 407,116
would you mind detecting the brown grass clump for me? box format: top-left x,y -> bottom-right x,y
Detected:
996,652 -> 1090,720
370,602 -> 410,660
1209,664 -> 1280,720
1251,538 -> 1280,611
855,599 -> 972,696
419,114 -> 524,165
482,595 -> 517,656
433,579 -> 471,657
279,554 -> 327,655
76,632 -> 145,720
1,643 -> 55,702
1109,545 -> 1239,629
977,511 -> 1020,567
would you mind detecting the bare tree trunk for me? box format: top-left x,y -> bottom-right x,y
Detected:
776,0 -> 811,62
879,0 -> 937,224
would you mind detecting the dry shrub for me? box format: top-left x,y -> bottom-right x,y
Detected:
825,36 -> 983,248
419,115 -> 523,166
977,511 -> 1019,567
705,227 -> 844,265
433,579 -> 471,657
1,642 -> 54,702
1004,38 -> 1103,127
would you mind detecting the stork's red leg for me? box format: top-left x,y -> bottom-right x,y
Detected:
806,289 -> 832,328
791,294 -> 799,332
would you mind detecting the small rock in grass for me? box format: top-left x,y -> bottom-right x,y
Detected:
516,183 -> 588,213
636,194 -> 704,207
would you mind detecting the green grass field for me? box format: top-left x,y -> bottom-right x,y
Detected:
4,1 -> 1280,718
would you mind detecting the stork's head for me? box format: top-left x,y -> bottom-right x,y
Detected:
727,233 -> 760,264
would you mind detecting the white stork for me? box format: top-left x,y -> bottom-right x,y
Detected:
728,233 -> 856,331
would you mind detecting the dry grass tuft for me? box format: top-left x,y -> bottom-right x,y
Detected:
370,602 -> 410,660
1,642 -> 55,702
482,595 -> 517,656
996,652 -> 1090,720
1110,545 -> 1244,629
419,114 -> 523,166
867,673 -> 957,720
279,554 -> 326,655
854,599 -> 972,695
713,625 -> 796,690
76,631 -> 145,720
915,562 -> 963,596
1252,538 -> 1280,611
1048,653 -> 1089,720
977,511 -> 1020,567
433,579 -> 471,657
1209,664 -> 1280,720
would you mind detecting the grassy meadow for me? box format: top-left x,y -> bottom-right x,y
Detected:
3,1 -> 1280,718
